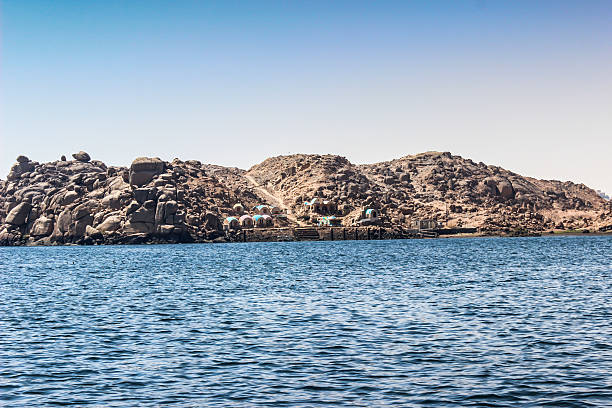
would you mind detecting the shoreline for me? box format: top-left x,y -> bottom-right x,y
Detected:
2,227 -> 610,248
2,152 -> 610,249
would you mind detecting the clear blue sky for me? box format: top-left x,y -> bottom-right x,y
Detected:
1,1 -> 611,193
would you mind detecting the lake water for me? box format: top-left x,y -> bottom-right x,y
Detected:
1,236 -> 611,407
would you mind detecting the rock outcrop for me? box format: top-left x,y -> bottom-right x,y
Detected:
0,155 -> 259,246
246,152 -> 611,233
129,157 -> 164,186
0,151 -> 610,246
6,202 -> 32,226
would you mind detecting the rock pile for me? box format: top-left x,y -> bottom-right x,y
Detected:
0,152 -> 260,246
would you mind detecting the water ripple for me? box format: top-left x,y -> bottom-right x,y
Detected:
1,236 -> 611,406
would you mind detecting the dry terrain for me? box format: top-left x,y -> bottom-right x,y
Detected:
1,151 -> 610,245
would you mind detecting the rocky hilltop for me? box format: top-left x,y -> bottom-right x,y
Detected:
0,152 -> 260,246
0,151 -> 610,246
248,152 -> 611,232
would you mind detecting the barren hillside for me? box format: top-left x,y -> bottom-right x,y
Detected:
0,150 -> 610,246
246,151 -> 610,231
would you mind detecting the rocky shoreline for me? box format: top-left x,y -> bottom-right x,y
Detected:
1,151 -> 610,247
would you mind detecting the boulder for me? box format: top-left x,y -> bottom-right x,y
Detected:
108,176 -> 129,192
335,172 -> 349,182
129,157 -> 164,187
483,177 -> 498,189
16,155 -> 30,163
85,225 -> 103,239
50,211 -> 70,235
123,221 -> 154,234
125,201 -> 140,216
97,215 -> 123,234
72,151 -> 91,162
155,200 -> 178,225
133,188 -> 153,204
6,202 -> 32,226
7,160 -> 35,181
72,203 -> 92,220
398,205 -> 412,215
399,173 -> 411,182
62,191 -> 79,205
478,178 -> 499,196
129,206 -> 155,224
68,215 -> 93,238
0,228 -> 19,245
101,191 -> 122,210
186,214 -> 199,226
158,225 -> 175,236
203,212 -> 221,231
498,181 -> 515,200
90,160 -> 106,170
31,216 -> 54,237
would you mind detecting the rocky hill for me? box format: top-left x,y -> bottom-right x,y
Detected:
0,153 -> 260,246
246,151 -> 611,232
0,151 -> 610,246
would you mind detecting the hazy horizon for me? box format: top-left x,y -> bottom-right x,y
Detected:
1,1 -> 611,193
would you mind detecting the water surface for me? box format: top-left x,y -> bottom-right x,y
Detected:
1,236 -> 611,407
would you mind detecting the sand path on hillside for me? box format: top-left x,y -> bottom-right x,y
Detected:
244,174 -> 302,225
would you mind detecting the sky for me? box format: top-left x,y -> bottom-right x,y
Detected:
1,0 -> 611,194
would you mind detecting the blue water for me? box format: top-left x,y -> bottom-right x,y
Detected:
1,236 -> 611,407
